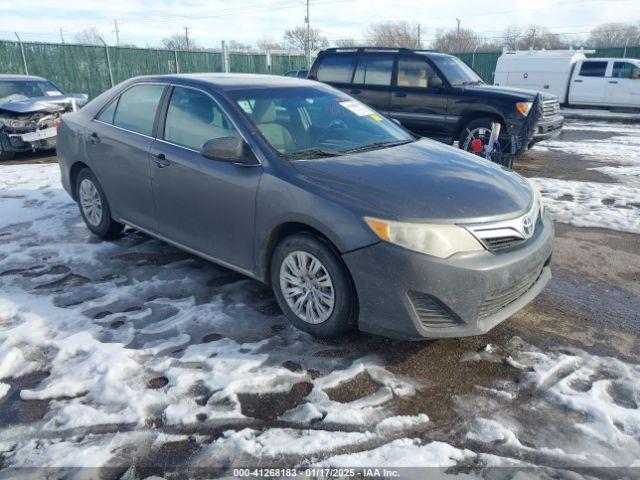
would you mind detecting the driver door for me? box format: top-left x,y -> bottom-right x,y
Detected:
150,85 -> 262,272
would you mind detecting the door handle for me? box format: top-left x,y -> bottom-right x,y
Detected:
393,92 -> 407,98
574,79 -> 583,83
349,88 -> 361,94
609,80 -> 618,84
88,132 -> 100,144
152,153 -> 170,168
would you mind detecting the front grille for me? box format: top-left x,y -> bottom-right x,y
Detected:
478,267 -> 543,319
482,236 -> 526,252
542,99 -> 560,119
408,291 -> 460,329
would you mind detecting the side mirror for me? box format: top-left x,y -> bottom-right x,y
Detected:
428,77 -> 443,89
201,137 -> 258,165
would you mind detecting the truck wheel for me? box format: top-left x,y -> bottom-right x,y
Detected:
270,233 -> 358,339
458,117 -> 510,154
0,150 -> 15,161
76,168 -> 124,238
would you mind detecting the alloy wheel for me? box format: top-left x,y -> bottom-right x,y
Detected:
79,178 -> 103,226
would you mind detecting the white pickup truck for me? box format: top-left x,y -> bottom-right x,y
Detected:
494,50 -> 640,110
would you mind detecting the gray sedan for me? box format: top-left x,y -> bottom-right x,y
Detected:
57,74 -> 553,340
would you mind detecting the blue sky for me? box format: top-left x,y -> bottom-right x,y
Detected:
2,0 -> 639,48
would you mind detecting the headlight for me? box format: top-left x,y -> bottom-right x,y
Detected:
365,217 -> 484,258
515,102 -> 533,117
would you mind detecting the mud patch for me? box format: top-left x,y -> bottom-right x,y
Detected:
0,372 -> 51,425
237,382 -> 313,421
324,372 -> 381,404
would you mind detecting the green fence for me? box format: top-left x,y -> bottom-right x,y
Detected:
0,40 -> 306,99
2,39 -> 638,99
453,46 -> 640,83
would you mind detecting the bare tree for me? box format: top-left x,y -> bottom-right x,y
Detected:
161,33 -> 197,51
73,28 -> 104,46
227,40 -> 253,51
257,38 -> 284,51
588,22 -> 640,47
366,21 -> 420,48
283,26 -> 329,52
502,25 -> 568,50
335,38 -> 360,47
431,28 -> 491,53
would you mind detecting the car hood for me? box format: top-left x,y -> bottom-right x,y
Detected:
464,85 -> 557,102
291,139 -> 533,223
0,94 -> 88,114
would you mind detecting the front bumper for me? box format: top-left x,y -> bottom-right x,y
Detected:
342,215 -> 554,340
0,127 -> 57,153
532,115 -> 564,143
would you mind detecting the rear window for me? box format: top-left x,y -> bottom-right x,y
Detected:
579,61 -> 607,77
316,54 -> 357,83
353,55 -> 394,86
112,84 -> 165,136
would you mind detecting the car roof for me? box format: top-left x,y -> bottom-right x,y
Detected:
125,73 -> 322,92
0,74 -> 49,82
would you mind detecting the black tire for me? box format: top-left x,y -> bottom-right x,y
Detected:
270,233 -> 358,339
75,168 -> 124,238
458,117 -> 510,153
0,150 -> 15,161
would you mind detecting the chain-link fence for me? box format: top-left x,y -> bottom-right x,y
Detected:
2,39 -> 639,99
0,40 -> 306,99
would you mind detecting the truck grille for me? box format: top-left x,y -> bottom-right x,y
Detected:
408,291 -> 460,330
542,99 -> 560,119
478,267 -> 543,319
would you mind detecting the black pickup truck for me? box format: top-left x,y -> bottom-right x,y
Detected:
308,48 -> 563,154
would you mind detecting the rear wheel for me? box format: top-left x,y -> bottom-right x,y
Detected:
76,168 -> 124,238
458,117 -> 511,155
270,233 -> 357,338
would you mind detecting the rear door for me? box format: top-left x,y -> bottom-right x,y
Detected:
607,61 -> 640,107
88,83 -> 166,232
569,60 -> 608,105
149,85 -> 262,272
349,54 -> 394,114
390,56 -> 449,137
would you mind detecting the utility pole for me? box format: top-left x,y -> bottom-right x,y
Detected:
305,0 -> 311,69
417,23 -> 421,49
530,27 -> 536,49
456,18 -> 461,52
113,20 -> 120,47
184,26 -> 190,50
59,28 -> 65,44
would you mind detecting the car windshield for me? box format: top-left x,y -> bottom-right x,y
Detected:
231,86 -> 414,158
428,55 -> 484,86
0,80 -> 63,105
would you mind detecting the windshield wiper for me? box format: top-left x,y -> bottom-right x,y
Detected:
281,148 -> 343,160
343,139 -> 414,154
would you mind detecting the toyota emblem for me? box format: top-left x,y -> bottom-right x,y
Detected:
522,215 -> 533,238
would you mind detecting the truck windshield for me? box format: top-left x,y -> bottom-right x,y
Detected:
429,55 -> 484,86
0,81 -> 63,105
232,86 -> 414,158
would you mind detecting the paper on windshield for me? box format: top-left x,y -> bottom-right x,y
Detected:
339,100 -> 375,116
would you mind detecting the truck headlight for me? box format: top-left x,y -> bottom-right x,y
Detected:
365,217 -> 484,258
515,102 -> 533,117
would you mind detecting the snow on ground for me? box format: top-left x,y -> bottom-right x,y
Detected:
1,125 -> 639,473
560,108 -> 640,122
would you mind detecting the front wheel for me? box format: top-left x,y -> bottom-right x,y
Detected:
458,117 -> 511,155
270,233 -> 357,338
76,168 -> 124,238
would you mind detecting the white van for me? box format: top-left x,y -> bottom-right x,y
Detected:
494,49 -> 640,109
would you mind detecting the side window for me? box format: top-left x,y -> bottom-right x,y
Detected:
353,55 -> 394,86
397,58 -> 439,87
113,84 -> 165,136
579,61 -> 607,78
97,99 -> 118,124
164,86 -> 239,151
316,54 -> 357,83
612,62 -> 638,79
